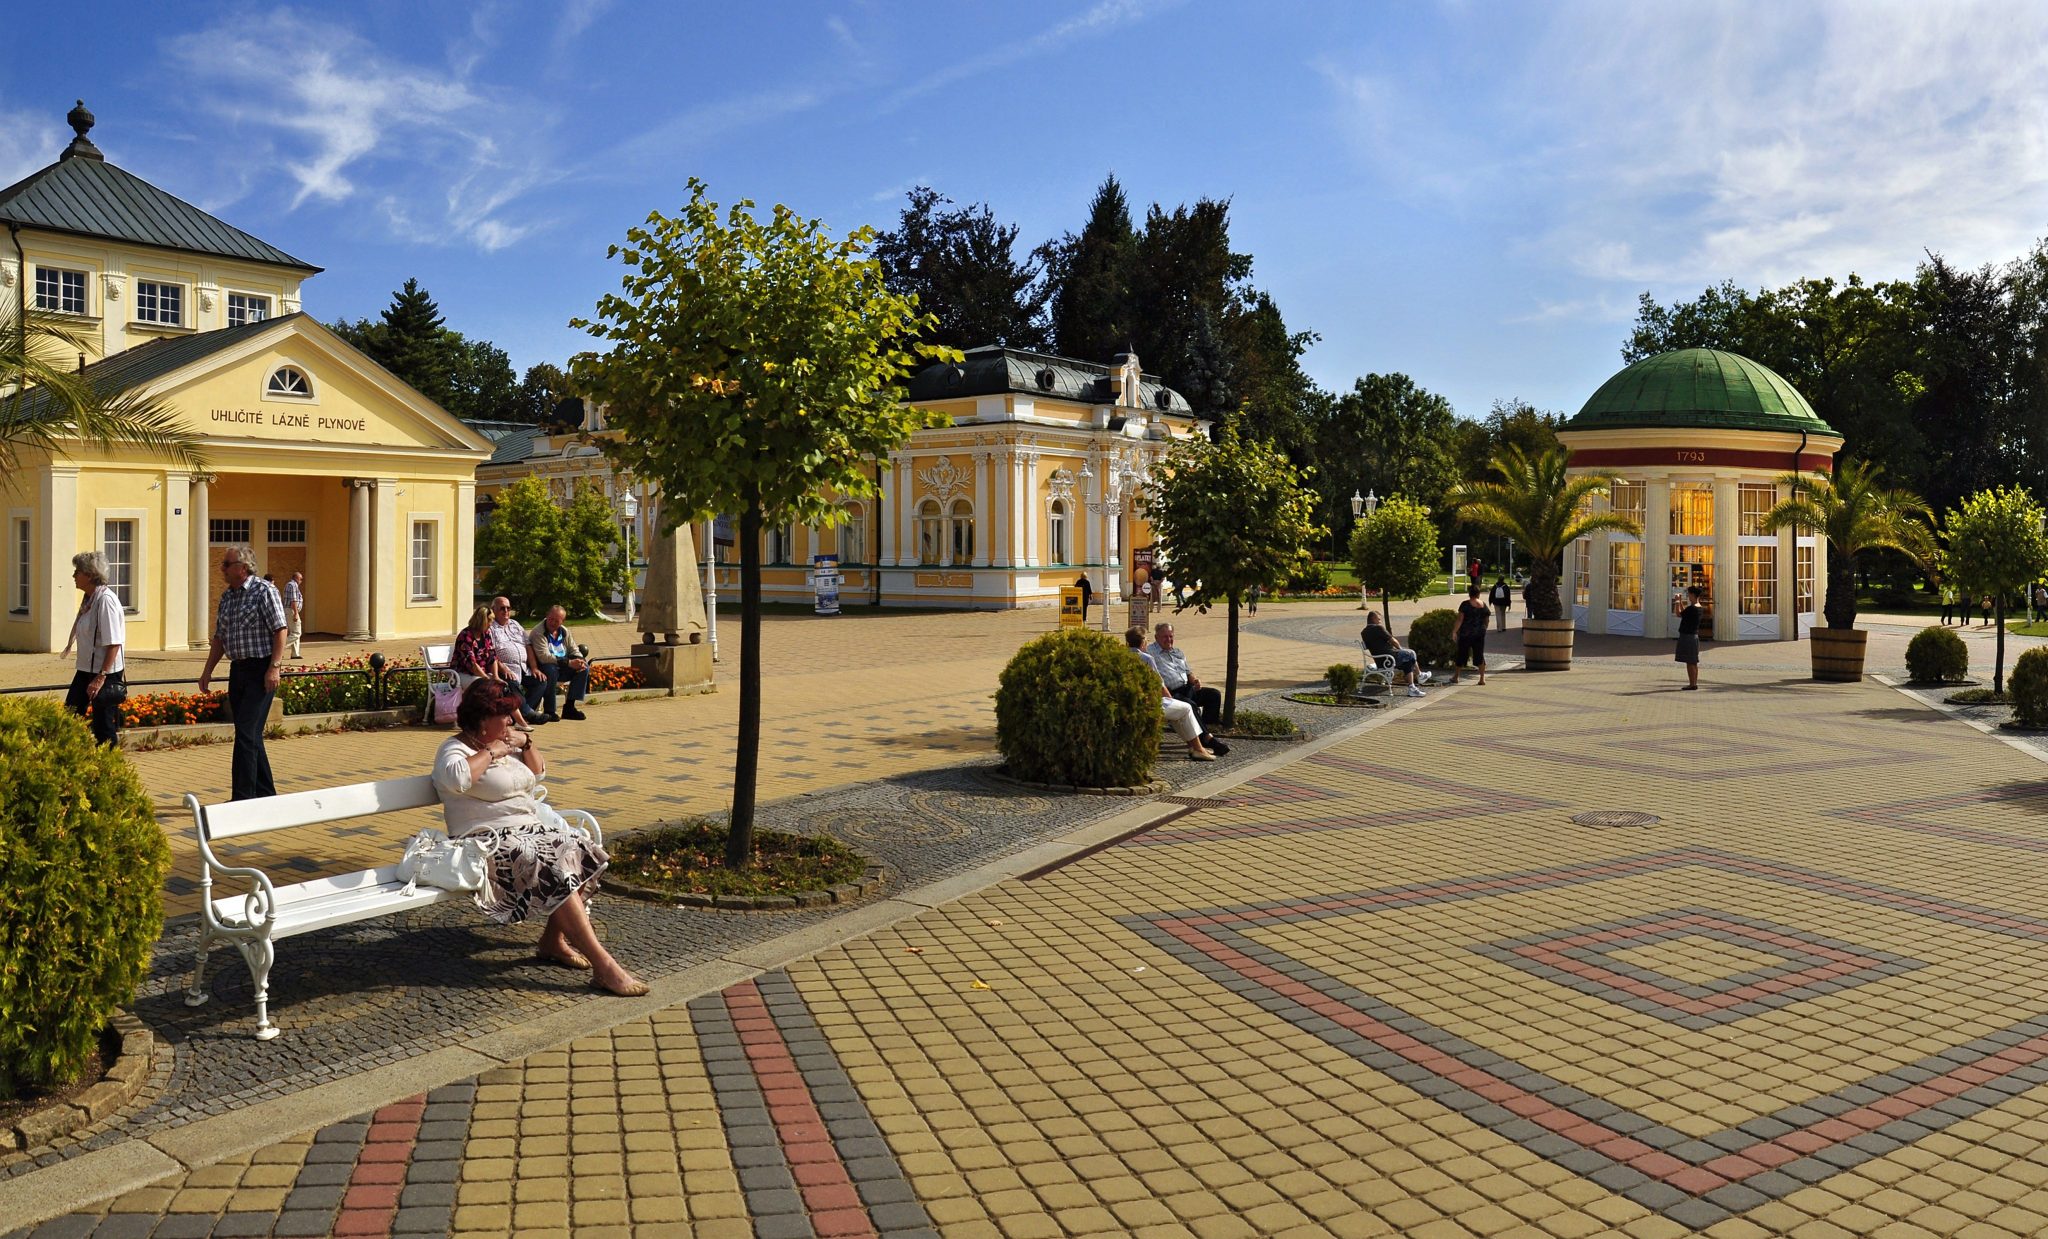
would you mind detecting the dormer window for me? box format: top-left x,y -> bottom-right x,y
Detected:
35,267 -> 87,315
227,293 -> 271,326
266,366 -> 312,398
135,280 -> 183,326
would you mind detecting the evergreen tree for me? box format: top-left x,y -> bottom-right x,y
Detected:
368,279 -> 455,409
1128,197 -> 1252,417
873,188 -> 1047,351
1044,175 -> 1136,363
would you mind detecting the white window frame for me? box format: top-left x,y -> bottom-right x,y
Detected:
7,511 -> 31,619
133,279 -> 185,327
97,508 -> 147,617
917,500 -> 943,566
226,291 -> 272,327
1047,499 -> 1069,566
34,265 -> 89,316
838,502 -> 867,566
948,499 -> 974,567
266,365 -> 314,400
408,515 -> 442,605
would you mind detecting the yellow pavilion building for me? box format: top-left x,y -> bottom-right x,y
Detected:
0,103 -> 488,653
475,346 -> 1206,609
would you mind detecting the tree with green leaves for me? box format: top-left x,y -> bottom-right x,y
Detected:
570,180 -> 951,865
1044,174 -> 1136,364
1144,421 -> 1324,726
476,476 -> 626,618
0,305 -> 204,472
1761,458 -> 1935,631
365,278 -> 454,408
516,362 -> 573,423
873,187 -> 1047,352
1310,373 -> 1460,553
1348,496 -> 1440,629
443,334 -> 518,422
1445,446 -> 1640,620
1943,486 -> 2048,693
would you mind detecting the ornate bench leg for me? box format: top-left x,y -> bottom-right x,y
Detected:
237,937 -> 281,1040
185,932 -> 213,1008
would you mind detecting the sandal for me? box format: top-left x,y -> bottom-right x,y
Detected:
536,946 -> 592,971
592,976 -> 650,997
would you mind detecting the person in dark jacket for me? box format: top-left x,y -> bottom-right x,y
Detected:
1488,577 -> 1512,631
1074,574 -> 1093,622
1448,586 -> 1489,685
1674,584 -> 1704,689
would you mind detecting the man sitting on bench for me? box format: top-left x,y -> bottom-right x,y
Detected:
1362,611 -> 1429,698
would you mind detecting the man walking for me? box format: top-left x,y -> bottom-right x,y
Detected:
282,570 -> 305,659
198,545 -> 287,800
1489,575 -> 1512,632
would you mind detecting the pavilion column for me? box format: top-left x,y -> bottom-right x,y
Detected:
1712,476 -> 1739,641
1587,533 -> 1611,634
164,471 -> 191,651
1643,478 -> 1671,639
187,473 -> 212,648
894,455 -> 915,566
972,451 -> 993,568
991,448 -> 1012,568
1022,454 -> 1040,568
878,456 -> 898,567
345,479 -> 372,640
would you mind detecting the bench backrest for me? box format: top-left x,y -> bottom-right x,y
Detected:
196,774 -> 440,842
421,643 -> 454,671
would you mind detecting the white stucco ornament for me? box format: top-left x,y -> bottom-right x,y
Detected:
197,284 -> 218,313
0,260 -> 15,288
915,456 -> 969,503
101,273 -> 124,301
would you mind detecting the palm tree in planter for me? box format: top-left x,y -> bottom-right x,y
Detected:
1761,458 -> 1934,683
1445,445 -> 1640,670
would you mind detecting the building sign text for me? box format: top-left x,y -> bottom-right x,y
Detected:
211,408 -> 369,434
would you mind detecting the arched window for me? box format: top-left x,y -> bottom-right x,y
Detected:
266,366 -> 312,398
767,523 -> 794,564
1047,499 -> 1068,565
949,499 -> 974,566
917,500 -> 943,566
838,503 -> 867,565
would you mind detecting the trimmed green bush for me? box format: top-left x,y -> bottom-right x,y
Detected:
996,629 -> 1161,786
0,697 -> 169,1098
1326,662 -> 1362,697
1408,608 -> 1459,668
1283,561 -> 1333,593
1226,710 -> 1299,737
2012,648 -> 2048,728
1905,626 -> 1969,684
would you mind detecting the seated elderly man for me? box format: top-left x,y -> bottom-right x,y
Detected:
1361,611 -> 1430,698
1145,622 -> 1229,755
486,596 -> 547,724
1125,627 -> 1215,761
527,605 -> 590,722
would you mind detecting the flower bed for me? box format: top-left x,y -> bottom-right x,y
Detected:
122,690 -> 228,727
588,662 -> 646,691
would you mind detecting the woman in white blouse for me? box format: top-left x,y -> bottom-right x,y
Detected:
431,679 -> 645,996
60,551 -> 126,745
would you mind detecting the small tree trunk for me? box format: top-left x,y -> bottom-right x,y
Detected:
1996,592 -> 2008,695
1223,594 -> 1241,729
1382,587 -> 1391,629
726,498 -> 763,869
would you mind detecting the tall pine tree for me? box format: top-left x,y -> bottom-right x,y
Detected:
370,279 -> 455,410
873,188 -> 1046,351
1045,175 -> 1136,364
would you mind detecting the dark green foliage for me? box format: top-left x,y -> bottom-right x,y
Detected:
1225,710 -> 1298,737
0,697 -> 168,1097
1284,561 -> 1332,593
443,335 -> 518,422
477,477 -> 627,618
1905,626 -> 1969,684
1326,663 -> 1362,697
516,362 -> 572,423
2011,647 -> 2048,727
1045,175 -> 1136,364
995,629 -> 1161,787
1408,608 -> 1458,668
1310,373 -> 1459,550
874,188 -> 1047,352
333,281 -> 519,420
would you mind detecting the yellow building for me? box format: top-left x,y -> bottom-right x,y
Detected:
475,347 -> 1205,609
1,103 -> 488,653
1560,349 -> 1843,643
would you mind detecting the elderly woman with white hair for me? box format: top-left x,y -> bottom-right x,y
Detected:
60,551 -> 127,744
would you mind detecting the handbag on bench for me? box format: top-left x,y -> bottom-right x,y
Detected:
398,829 -> 490,895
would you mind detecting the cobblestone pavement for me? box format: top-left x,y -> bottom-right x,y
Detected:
20,653 -> 2048,1235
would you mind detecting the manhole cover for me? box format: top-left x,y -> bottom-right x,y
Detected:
1571,810 -> 1662,828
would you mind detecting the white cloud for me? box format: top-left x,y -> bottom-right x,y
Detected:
164,9 -> 557,252
878,0 -> 1181,113
0,106 -> 62,187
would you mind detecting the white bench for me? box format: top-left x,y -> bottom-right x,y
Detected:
420,643 -> 456,723
183,776 -> 602,1040
1362,652 -> 1399,696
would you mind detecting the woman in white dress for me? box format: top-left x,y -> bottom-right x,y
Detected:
432,679 -> 646,996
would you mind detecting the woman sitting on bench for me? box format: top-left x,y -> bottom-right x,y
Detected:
432,679 -> 647,996
1125,626 -> 1216,761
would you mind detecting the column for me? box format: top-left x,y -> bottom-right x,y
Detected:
991,448 -> 1012,568
371,479 -> 398,638
878,457 -> 898,567
972,451 -> 993,568
1712,476 -> 1739,642
1643,478 -> 1671,638
1022,455 -> 1040,568
1779,519 -> 1799,637
39,467 -> 79,653
894,455 -> 915,566
164,472 -> 191,650
187,473 -> 212,648
455,480 -> 477,625
1587,532 -> 1611,635
345,479 -> 372,640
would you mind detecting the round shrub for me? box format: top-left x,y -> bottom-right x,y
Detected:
2012,648 -> 2048,728
0,697 -> 169,1098
1905,626 -> 1969,684
1326,662 -> 1363,697
1408,608 -> 1459,668
996,629 -> 1161,786
1283,561 -> 1333,594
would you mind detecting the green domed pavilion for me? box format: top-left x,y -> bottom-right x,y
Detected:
1557,349 -> 1841,644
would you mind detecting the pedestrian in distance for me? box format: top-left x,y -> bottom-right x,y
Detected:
60,551 -> 126,746
1939,583 -> 1956,626
1675,584 -> 1704,690
197,545 -> 288,800
1447,585 -> 1489,686
1247,584 -> 1260,616
1981,594 -> 1994,626
282,570 -> 305,659
1074,574 -> 1093,622
1489,576 -> 1512,632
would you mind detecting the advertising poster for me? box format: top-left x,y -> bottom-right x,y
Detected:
812,554 -> 841,615
1059,586 -> 1086,627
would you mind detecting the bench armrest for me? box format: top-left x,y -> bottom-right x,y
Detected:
557,808 -> 603,847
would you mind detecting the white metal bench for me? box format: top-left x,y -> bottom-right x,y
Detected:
1360,650 -> 1398,697
420,643 -> 456,723
183,776 -> 602,1040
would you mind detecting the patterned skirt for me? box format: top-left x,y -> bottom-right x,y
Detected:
461,818 -> 608,925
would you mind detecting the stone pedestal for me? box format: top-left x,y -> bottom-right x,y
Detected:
634,498 -> 712,693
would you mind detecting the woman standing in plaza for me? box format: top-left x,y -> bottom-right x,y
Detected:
1447,585 -> 1489,686
61,551 -> 126,745
1674,584 -> 1704,690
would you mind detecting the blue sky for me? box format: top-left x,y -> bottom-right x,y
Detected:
5,1 -> 2044,422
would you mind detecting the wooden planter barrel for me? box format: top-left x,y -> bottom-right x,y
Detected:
1522,618 -> 1576,671
1810,627 -> 1867,682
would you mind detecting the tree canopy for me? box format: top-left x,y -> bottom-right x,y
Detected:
476,476 -> 627,619
1761,459 -> 1934,630
1943,486 -> 2048,692
1348,496 -> 1440,626
1308,373 -> 1459,553
331,279 -> 524,422
1445,446 -> 1639,620
873,187 -> 1047,352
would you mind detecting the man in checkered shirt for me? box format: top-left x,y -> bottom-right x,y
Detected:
198,545 -> 289,800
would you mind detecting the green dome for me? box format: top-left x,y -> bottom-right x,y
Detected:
1567,349 -> 1838,437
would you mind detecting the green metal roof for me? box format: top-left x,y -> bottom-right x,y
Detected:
5,313 -> 301,421
1567,349 -> 1839,437
0,151 -> 320,273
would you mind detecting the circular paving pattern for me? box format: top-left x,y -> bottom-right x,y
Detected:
1569,810 -> 1662,828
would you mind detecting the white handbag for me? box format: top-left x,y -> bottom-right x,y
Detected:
398,829 -> 491,896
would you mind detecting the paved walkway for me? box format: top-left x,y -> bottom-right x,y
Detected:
15,629 -> 2048,1235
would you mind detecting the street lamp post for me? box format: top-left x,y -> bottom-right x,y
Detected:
618,488 -> 640,625
1080,460 -> 1136,632
704,517 -> 719,662
1351,489 -> 1380,612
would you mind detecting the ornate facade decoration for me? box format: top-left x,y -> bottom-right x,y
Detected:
915,455 -> 970,504
100,272 -> 124,302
